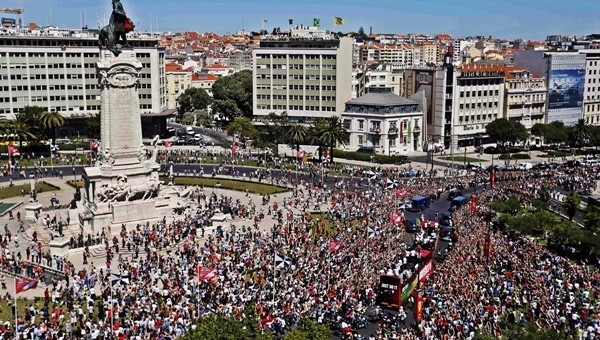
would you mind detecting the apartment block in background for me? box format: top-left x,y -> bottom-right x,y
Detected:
503,66 -> 547,129
252,28 -> 353,122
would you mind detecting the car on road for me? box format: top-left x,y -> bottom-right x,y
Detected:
193,134 -> 203,142
483,146 -> 496,154
357,146 -> 376,154
186,126 -> 195,135
439,212 -> 452,227
447,190 -> 463,200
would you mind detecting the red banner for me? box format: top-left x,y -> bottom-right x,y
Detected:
196,265 -> 217,283
484,234 -> 492,258
296,150 -> 304,159
328,239 -> 343,253
231,142 -> 240,155
490,170 -> 496,187
415,289 -> 424,321
418,259 -> 433,282
389,211 -> 403,225
470,194 -> 478,212
8,144 -> 18,157
15,278 -> 38,294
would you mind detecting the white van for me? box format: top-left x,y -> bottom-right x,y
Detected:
186,126 -> 194,135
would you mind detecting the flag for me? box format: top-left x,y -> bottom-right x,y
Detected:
275,254 -> 291,268
231,142 -> 240,155
313,18 -> 320,27
390,212 -> 402,224
197,266 -> 218,282
15,278 -> 38,294
328,239 -> 343,253
386,178 -> 398,189
296,150 -> 304,159
302,154 -> 308,163
263,19 -> 268,23
90,141 -> 98,150
164,141 -> 172,148
288,19 -> 293,25
490,170 -> 496,187
333,17 -> 345,26
8,144 -> 18,157
367,227 -> 375,239
395,188 -> 407,198
408,120 -> 413,139
110,273 -> 130,286
399,123 -> 404,139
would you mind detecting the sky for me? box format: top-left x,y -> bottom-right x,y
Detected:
8,0 -> 600,40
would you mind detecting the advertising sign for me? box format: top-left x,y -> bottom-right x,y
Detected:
548,69 -> 585,110
418,259 -> 433,282
415,289 -> 424,321
377,275 -> 402,308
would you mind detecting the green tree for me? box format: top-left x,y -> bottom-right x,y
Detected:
530,123 -> 546,140
287,122 -> 308,154
87,114 -> 101,139
315,116 -> 349,163
564,191 -> 581,221
38,111 -> 66,146
182,306 -> 270,340
264,111 -> 290,142
195,109 -> 214,128
212,70 -> 253,119
485,118 -> 513,145
177,88 -> 212,114
590,125 -> 600,147
489,195 -> 522,215
509,120 -> 529,145
545,121 -> 568,144
226,116 -> 259,142
213,99 -> 243,122
283,319 -> 331,340
11,112 -> 39,148
569,118 -> 591,149
584,205 -> 600,234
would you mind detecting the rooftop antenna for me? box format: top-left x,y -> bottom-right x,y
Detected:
96,9 -> 100,29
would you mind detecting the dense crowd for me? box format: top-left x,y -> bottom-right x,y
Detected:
0,160 -> 598,339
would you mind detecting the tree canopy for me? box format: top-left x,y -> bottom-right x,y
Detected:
212,70 -> 253,121
177,88 -> 212,114
225,116 -> 259,142
485,119 -> 529,145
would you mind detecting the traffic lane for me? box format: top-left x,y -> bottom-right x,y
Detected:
168,123 -> 231,144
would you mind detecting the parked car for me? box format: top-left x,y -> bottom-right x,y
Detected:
357,146 -> 376,154
186,126 -> 195,135
483,146 -> 497,154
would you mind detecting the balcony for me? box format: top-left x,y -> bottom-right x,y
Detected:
388,127 -> 398,134
369,127 -> 382,135
413,125 -> 421,131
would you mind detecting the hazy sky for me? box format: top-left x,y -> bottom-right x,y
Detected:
11,0 -> 600,39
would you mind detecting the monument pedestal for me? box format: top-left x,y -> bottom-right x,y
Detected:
25,203 -> 43,221
49,237 -> 71,257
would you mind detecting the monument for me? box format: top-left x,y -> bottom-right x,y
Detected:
79,0 -> 171,231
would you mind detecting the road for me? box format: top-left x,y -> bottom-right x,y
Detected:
168,122 -> 232,145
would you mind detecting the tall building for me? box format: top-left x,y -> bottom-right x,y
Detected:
0,29 -> 167,120
252,29 -> 353,122
432,53 -> 456,148
453,63 -> 505,147
583,50 -> 600,125
514,50 -> 586,125
404,68 -> 437,142
165,63 -> 192,110
503,66 -> 546,129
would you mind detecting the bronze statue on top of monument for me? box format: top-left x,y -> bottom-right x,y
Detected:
99,0 -> 136,57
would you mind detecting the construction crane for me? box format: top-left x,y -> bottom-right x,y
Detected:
0,7 -> 23,28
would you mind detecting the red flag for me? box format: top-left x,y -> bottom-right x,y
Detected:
399,123 -> 404,139
484,234 -> 492,258
328,239 -> 343,253
164,141 -> 172,148
15,277 -> 38,294
390,211 -> 402,224
90,141 -> 99,150
489,170 -> 496,187
231,142 -> 240,155
8,144 -> 18,157
296,150 -> 304,159
196,265 -> 218,282
395,188 -> 407,198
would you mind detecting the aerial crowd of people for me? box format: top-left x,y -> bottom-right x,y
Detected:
0,157 -> 599,339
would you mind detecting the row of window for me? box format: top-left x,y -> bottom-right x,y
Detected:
459,103 -> 499,110
256,105 -> 336,111
257,54 -> 335,60
458,79 -> 503,86
459,90 -> 500,97
457,114 -> 497,123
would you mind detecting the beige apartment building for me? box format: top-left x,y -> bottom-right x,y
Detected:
252,29 -> 353,121
0,29 -> 166,119
583,50 -> 600,125
503,66 -> 547,129
165,63 -> 193,110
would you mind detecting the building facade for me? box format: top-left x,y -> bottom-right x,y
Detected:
165,63 -> 192,110
341,89 -> 424,155
252,30 -> 353,122
503,66 -> 547,128
453,63 -> 505,147
583,51 -> 600,125
0,31 -> 166,119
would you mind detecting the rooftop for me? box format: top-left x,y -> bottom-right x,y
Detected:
348,91 -> 417,107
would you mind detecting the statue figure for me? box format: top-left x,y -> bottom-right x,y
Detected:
102,147 -> 115,165
99,0 -> 135,57
138,144 -> 148,162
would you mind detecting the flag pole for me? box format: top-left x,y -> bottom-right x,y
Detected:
14,277 -> 17,339
110,274 -> 114,337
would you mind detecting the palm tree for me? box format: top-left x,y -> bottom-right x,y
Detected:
11,112 -> 38,148
38,111 -> 66,146
316,116 -> 349,163
287,122 -> 308,155
584,205 -> 600,234
570,118 -> 591,149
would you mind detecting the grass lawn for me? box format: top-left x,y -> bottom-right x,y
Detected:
308,212 -> 361,240
11,155 -> 90,168
163,176 -> 289,195
438,155 -> 483,163
0,181 -> 60,200
66,180 -> 85,189
0,298 -> 95,330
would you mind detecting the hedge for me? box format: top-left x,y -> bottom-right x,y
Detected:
332,149 -> 410,164
498,153 -> 531,160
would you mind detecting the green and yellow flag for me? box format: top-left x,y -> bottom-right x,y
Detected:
313,18 -> 320,27
408,120 -> 413,138
333,17 -> 345,26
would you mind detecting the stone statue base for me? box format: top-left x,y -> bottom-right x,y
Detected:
78,50 -> 177,233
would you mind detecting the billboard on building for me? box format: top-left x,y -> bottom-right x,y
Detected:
413,71 -> 434,124
548,69 -> 585,110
